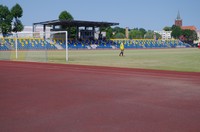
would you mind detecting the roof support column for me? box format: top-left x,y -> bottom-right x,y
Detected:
53,25 -> 56,30
92,26 -> 95,40
76,26 -> 79,40
32,24 -> 35,32
99,26 -> 102,40
43,24 -> 46,39
68,26 -> 71,38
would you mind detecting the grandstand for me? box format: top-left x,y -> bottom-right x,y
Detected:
0,38 -> 57,50
0,37 -> 190,51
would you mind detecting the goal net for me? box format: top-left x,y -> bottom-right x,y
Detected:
0,31 -> 68,63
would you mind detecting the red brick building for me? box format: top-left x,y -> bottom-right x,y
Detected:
181,26 -> 197,31
175,11 -> 197,31
175,11 -> 182,27
174,11 -> 198,43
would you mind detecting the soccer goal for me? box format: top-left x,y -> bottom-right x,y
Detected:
0,31 -> 68,63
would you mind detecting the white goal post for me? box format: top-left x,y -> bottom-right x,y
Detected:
12,31 -> 68,62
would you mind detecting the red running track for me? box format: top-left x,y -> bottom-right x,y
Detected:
0,61 -> 200,132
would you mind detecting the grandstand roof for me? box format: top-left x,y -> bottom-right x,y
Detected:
33,20 -> 119,27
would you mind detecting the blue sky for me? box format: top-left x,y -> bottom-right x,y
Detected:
1,0 -> 200,30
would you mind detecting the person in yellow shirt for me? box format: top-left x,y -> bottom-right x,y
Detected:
119,42 -> 125,56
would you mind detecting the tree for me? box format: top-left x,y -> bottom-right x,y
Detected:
112,27 -> 125,35
171,24 -> 198,44
139,28 -> 146,38
59,11 -> 73,20
101,26 -> 113,39
163,26 -> 172,31
181,29 -> 198,44
105,27 -> 113,39
59,10 -> 74,38
109,27 -> 125,39
171,25 -> 182,39
11,3 -> 24,33
155,33 -> 162,40
113,32 -> 125,39
0,5 -> 13,37
129,29 -> 143,39
144,30 -> 154,39
128,28 -> 147,39
143,30 -> 162,39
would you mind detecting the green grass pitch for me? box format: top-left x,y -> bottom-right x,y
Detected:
4,48 -> 200,72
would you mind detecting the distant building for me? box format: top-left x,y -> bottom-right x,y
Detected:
195,30 -> 200,43
174,11 -> 198,43
174,11 -> 197,31
175,11 -> 182,27
22,26 -> 51,32
0,26 -> 51,38
154,30 -> 172,40
16,26 -> 52,38
181,26 -> 197,31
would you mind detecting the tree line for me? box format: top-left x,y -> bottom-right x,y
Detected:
103,27 -> 161,40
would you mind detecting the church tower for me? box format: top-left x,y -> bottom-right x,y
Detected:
175,11 -> 182,27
